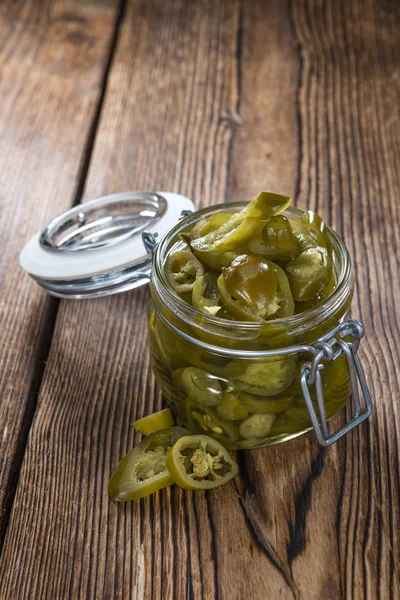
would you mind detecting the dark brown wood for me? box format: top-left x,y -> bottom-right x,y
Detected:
0,0 -> 399,598
0,0 -> 119,547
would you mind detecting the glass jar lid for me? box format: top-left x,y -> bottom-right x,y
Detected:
19,191 -> 195,299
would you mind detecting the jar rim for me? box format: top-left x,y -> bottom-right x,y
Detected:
152,202 -> 353,335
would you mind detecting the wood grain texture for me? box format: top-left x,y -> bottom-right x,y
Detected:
0,0 -> 119,547
0,0 -> 399,598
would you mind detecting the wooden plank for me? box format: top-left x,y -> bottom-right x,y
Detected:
287,2 -> 400,598
1,0 -> 399,598
0,0 -> 119,546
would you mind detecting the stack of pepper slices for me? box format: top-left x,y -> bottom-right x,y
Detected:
167,191 -> 334,320
109,410 -> 238,500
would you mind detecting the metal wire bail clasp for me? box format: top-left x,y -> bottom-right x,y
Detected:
300,320 -> 372,447
141,209 -> 192,256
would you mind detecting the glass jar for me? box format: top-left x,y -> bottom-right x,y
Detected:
149,203 -> 372,449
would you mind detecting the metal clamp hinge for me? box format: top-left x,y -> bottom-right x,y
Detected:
300,320 -> 372,447
141,231 -> 159,255
179,209 -> 193,220
142,209 -> 193,255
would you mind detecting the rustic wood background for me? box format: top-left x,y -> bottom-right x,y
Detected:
0,0 -> 399,598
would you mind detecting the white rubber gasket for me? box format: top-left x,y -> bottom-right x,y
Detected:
19,192 -> 194,280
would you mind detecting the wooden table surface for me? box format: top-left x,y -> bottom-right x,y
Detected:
0,0 -> 399,598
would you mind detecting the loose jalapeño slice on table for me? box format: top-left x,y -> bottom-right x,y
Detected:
166,435 -> 239,490
132,408 -> 175,435
108,426 -> 189,501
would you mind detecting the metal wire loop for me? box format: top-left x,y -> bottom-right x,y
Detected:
300,323 -> 372,446
179,209 -> 193,220
314,340 -> 336,360
142,231 -> 158,255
